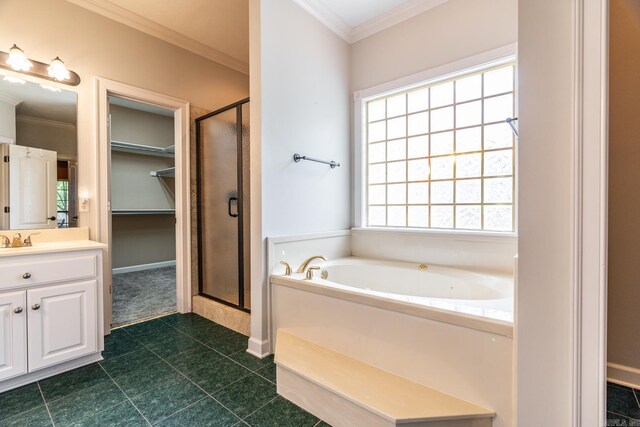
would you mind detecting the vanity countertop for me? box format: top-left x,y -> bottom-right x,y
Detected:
0,240 -> 107,257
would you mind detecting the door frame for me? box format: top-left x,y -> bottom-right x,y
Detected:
96,77 -> 191,332
572,0 -> 608,424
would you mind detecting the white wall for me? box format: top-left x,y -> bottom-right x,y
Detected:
350,0 -> 518,92
260,0 -> 351,237
0,0 -> 249,237
516,0 -> 575,424
250,0 -> 351,354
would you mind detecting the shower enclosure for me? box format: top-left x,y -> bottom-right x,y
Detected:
195,98 -> 250,311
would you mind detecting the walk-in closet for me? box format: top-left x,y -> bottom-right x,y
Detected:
109,96 -> 177,326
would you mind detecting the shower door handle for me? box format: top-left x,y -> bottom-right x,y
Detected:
228,197 -> 239,218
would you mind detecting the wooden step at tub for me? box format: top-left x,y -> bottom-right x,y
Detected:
275,330 -> 495,427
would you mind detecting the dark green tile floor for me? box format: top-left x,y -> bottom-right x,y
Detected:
0,313 -> 330,427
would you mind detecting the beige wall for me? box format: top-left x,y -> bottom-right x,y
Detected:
0,0 -> 249,237
608,0 -> 640,372
111,215 -> 176,269
350,0 -> 518,91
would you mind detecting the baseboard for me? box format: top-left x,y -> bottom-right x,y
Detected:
112,260 -> 176,275
608,362 -> 640,389
248,336 -> 271,358
0,353 -> 103,393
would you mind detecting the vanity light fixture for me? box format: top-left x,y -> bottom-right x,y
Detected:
6,44 -> 33,72
0,44 -> 80,86
47,57 -> 70,81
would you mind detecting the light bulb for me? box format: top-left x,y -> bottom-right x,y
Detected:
6,44 -> 33,72
48,57 -> 70,81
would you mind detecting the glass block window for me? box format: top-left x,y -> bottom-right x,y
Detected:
365,63 -> 516,232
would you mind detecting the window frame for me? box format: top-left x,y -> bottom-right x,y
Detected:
353,44 -> 518,237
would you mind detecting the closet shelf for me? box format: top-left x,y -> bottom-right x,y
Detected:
111,140 -> 175,157
111,209 -> 175,215
150,167 -> 175,177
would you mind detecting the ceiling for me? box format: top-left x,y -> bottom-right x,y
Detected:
66,0 -> 447,72
318,0 -> 416,28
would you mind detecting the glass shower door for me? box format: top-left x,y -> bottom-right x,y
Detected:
196,99 -> 249,310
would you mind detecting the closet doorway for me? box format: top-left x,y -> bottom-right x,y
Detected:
108,96 -> 177,326
97,78 -> 191,333
196,98 -> 250,311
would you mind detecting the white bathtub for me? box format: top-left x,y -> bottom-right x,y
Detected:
270,255 -> 514,427
272,257 -> 513,336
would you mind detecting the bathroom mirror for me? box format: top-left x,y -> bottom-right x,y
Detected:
0,71 -> 78,230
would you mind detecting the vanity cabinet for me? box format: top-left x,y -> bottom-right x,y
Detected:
0,291 -> 27,381
0,243 -> 105,391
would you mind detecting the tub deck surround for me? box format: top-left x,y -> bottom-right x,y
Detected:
271,257 -> 514,337
275,330 -> 494,427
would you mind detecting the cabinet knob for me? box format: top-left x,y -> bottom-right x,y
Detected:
32,304 -> 40,311
14,307 -> 23,314
22,273 -> 31,279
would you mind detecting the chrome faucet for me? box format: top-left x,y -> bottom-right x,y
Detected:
295,255 -> 327,274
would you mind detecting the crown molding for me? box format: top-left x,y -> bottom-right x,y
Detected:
0,92 -> 22,106
350,0 -> 449,43
17,115 -> 77,130
293,0 -> 449,44
291,0 -> 352,42
65,0 -> 249,75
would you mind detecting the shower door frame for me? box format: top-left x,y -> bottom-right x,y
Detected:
195,97 -> 250,312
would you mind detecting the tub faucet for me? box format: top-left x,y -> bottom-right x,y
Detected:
295,255 -> 327,273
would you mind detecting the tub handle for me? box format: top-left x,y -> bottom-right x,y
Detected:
305,266 -> 321,280
280,261 -> 292,276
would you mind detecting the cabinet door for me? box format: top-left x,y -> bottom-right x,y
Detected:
27,281 -> 97,371
0,291 -> 27,381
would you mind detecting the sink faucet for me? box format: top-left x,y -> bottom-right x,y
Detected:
295,255 -> 327,274
0,233 -> 40,248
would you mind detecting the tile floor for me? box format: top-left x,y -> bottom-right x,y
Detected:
112,267 -> 177,327
608,382 -> 640,426
0,313 -> 330,426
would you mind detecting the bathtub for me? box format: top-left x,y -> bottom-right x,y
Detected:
270,255 -> 514,427
272,257 -> 513,336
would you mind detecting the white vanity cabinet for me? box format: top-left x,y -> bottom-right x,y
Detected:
0,242 -> 105,392
0,291 -> 27,381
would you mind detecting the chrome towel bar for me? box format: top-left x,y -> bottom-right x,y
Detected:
293,153 -> 340,169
